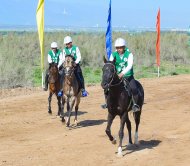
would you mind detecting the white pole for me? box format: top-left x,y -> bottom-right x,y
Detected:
158,66 -> 160,77
41,71 -> 44,88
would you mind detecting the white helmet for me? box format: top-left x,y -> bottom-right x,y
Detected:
64,36 -> 72,44
114,38 -> 126,47
51,42 -> 58,48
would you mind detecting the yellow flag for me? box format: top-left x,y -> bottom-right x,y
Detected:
36,0 -> 44,71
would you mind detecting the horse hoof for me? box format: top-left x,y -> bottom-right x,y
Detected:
117,147 -> 123,157
117,152 -> 123,158
62,118 -> 66,123
74,120 -> 78,126
112,138 -> 117,144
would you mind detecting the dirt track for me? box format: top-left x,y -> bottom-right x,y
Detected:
0,75 -> 190,166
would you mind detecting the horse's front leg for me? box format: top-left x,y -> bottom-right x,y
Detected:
61,96 -> 66,123
105,112 -> 116,144
48,93 -> 53,114
66,97 -> 76,127
57,96 -> 62,116
117,112 -> 127,157
74,96 -> 80,126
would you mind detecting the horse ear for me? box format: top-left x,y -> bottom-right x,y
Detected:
103,56 -> 107,63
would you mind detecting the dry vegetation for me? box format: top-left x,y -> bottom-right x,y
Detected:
0,31 -> 190,88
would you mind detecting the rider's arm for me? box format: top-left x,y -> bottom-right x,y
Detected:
58,52 -> 64,68
75,47 -> 81,64
48,53 -> 52,64
121,53 -> 133,75
109,54 -> 114,61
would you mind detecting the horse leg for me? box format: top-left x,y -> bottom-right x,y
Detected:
57,96 -> 61,116
66,97 -> 76,127
48,93 -> 53,114
117,112 -> 127,157
74,96 -> 80,125
133,111 -> 141,145
61,97 -> 66,123
126,115 -> 132,145
105,112 -> 116,144
67,98 -> 70,112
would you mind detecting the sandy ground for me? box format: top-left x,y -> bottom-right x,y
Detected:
0,74 -> 190,166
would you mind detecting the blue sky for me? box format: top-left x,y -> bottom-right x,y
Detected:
0,0 -> 190,29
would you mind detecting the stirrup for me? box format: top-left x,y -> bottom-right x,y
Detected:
81,89 -> 88,97
57,90 -> 63,97
101,103 -> 107,109
132,104 -> 140,112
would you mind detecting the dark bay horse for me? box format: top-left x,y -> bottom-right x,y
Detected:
48,62 -> 64,118
61,55 -> 81,127
101,59 -> 144,157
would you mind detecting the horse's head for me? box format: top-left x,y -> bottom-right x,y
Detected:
101,57 -> 118,89
49,62 -> 59,84
63,55 -> 75,76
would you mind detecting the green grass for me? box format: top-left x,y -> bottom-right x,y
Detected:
33,66 -> 42,86
32,63 -> 190,87
83,67 -> 102,84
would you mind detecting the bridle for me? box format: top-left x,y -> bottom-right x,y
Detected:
103,62 -> 122,88
63,56 -> 75,79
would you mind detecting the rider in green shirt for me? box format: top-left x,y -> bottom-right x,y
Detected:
61,36 -> 88,97
44,42 -> 63,91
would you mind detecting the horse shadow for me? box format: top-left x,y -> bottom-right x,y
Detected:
67,119 -> 107,130
121,139 -> 162,156
64,110 -> 87,117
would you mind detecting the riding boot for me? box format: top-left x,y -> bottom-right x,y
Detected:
57,69 -> 65,97
131,94 -> 140,112
77,72 -> 88,97
44,72 -> 49,91
126,76 -> 140,112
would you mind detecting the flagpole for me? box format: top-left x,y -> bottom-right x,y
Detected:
156,8 -> 160,78
42,71 -> 44,88
158,66 -> 160,77
36,0 -> 45,88
105,0 -> 112,60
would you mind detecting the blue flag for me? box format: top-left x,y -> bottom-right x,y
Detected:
105,0 -> 112,60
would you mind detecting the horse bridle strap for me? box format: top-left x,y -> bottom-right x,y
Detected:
104,63 -> 122,87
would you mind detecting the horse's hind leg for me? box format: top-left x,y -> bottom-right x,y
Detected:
126,116 -> 132,145
133,111 -> 141,145
48,93 -> 53,114
105,113 -> 116,144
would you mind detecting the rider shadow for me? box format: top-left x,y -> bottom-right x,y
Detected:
121,139 -> 162,156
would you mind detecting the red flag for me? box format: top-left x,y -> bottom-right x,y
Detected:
156,8 -> 160,66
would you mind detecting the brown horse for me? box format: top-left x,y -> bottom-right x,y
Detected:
48,63 -> 64,119
61,55 -> 81,126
